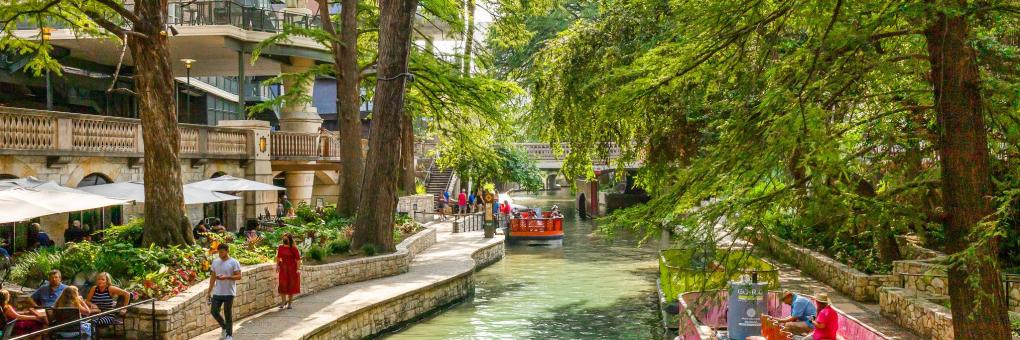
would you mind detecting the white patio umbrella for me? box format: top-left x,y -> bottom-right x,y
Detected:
0,189 -> 61,224
78,182 -> 240,205
0,186 -> 132,223
186,175 -> 284,192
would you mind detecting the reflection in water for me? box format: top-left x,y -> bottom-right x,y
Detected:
384,191 -> 664,339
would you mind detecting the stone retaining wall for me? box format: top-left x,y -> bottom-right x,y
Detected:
893,259 -> 948,297
123,227 -> 438,339
895,235 -> 944,260
757,234 -> 896,302
879,287 -> 953,340
306,239 -> 505,339
397,195 -> 435,223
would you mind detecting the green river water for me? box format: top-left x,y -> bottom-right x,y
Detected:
383,191 -> 664,340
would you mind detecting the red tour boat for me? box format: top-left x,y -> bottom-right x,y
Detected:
506,210 -> 564,245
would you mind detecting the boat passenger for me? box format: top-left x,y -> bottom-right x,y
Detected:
809,293 -> 838,340
778,290 -> 816,335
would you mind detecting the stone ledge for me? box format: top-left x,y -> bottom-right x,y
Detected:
879,287 -> 952,340
124,225 -> 438,339
302,238 -> 505,339
756,234 -> 894,302
895,235 -> 945,260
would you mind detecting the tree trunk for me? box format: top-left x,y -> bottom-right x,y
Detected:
925,1 -> 1010,337
462,0 -> 475,75
317,0 -> 365,218
352,0 -> 418,251
131,0 -> 193,246
399,113 -> 415,195
854,177 -> 901,264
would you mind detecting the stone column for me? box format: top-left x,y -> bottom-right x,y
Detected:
278,57 -> 321,205
217,120 -> 277,220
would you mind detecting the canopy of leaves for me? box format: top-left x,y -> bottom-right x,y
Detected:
491,0 -> 1020,273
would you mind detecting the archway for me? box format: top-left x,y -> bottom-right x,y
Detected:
74,173 -> 120,236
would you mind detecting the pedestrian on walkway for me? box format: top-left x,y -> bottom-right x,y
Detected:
458,189 -> 468,214
208,243 -> 241,340
499,200 -> 512,228
276,233 -> 301,310
468,192 -> 476,213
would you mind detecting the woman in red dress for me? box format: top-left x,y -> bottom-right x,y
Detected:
276,233 -> 302,309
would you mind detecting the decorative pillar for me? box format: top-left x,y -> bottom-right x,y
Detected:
218,120 -> 276,221
278,57 -> 321,205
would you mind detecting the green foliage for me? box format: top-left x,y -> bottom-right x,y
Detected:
100,218 -> 144,245
360,243 -> 378,256
306,244 -> 327,262
328,238 -> 351,255
437,144 -> 544,192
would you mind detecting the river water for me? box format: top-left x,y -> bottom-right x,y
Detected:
384,190 -> 664,340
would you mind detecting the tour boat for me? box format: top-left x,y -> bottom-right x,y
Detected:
505,210 -> 564,245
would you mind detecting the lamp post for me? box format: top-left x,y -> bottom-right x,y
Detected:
41,27 -> 52,111
180,59 -> 196,122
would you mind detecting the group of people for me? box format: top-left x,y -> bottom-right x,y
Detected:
778,290 -> 839,340
440,189 -> 487,215
1,270 -> 131,339
204,232 -> 303,340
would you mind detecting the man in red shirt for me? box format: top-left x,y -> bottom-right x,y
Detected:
457,189 -> 468,214
811,293 -> 839,340
499,200 -> 511,227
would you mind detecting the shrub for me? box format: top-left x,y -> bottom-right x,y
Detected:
361,243 -> 378,256
328,239 -> 351,254
306,244 -> 327,262
101,218 -> 145,245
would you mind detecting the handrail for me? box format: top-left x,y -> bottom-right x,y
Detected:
11,297 -> 157,340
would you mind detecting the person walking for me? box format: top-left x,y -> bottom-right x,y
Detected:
468,192 -> 476,213
276,233 -> 302,309
208,244 -> 241,340
457,189 -> 468,214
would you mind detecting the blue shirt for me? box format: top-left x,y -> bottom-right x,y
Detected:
31,283 -> 67,307
791,295 -> 817,328
469,194 -> 476,203
0,248 -> 8,258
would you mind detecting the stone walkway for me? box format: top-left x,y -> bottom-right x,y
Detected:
770,260 -> 921,339
193,221 -> 501,340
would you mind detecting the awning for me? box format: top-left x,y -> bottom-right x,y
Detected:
78,182 -> 240,205
186,175 -> 285,192
0,187 -> 132,224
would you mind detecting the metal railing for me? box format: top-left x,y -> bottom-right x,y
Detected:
451,212 -> 485,233
168,0 -> 321,33
11,298 -> 157,340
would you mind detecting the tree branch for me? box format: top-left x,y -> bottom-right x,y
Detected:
93,0 -> 143,26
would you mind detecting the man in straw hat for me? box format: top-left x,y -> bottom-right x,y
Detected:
807,292 -> 839,340
778,290 -> 816,335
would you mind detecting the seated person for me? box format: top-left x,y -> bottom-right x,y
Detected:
29,269 -> 67,308
810,293 -> 839,340
778,290 -> 816,335
1,289 -> 47,339
86,272 -> 131,326
64,220 -> 87,244
210,219 -> 227,234
37,230 -> 53,248
0,239 -> 10,259
53,286 -> 92,338
193,221 -> 209,241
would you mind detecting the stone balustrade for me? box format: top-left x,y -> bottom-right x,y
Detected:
516,142 -> 622,160
0,107 -> 252,160
270,131 -> 344,161
122,227 -> 437,339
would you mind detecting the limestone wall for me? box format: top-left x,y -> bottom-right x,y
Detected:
757,234 -> 896,302
895,235 -> 945,260
397,194 -> 435,222
879,287 -> 953,340
306,239 -> 505,339
123,227 -> 438,339
892,259 -> 948,297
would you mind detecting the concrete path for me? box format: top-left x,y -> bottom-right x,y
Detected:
770,260 -> 921,339
192,221 -> 500,340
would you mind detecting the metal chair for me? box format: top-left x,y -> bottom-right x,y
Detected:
45,307 -> 86,340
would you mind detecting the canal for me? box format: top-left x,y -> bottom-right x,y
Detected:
384,190 -> 664,339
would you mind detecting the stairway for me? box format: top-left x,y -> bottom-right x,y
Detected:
425,168 -> 453,211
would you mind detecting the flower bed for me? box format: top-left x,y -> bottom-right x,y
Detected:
9,203 -> 422,301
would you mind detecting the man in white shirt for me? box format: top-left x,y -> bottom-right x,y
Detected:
208,243 -> 242,340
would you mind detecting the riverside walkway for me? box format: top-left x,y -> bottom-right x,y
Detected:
193,221 -> 503,340
771,260 -> 921,339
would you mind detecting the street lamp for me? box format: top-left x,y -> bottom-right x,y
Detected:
180,58 -> 196,122
41,27 -> 52,111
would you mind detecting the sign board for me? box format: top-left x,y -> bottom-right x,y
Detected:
727,280 -> 766,340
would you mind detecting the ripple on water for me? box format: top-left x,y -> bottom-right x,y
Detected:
384,191 -> 664,340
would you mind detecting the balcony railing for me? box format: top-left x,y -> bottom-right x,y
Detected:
0,107 -> 251,159
270,131 -> 342,161
168,1 -> 321,33
16,1 -> 320,33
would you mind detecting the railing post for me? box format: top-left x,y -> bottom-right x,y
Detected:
198,128 -> 209,156
453,218 -> 459,233
55,116 -> 72,150
151,298 -> 157,340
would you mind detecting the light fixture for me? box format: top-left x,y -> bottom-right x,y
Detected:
169,25 -> 180,36
180,58 -> 196,69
